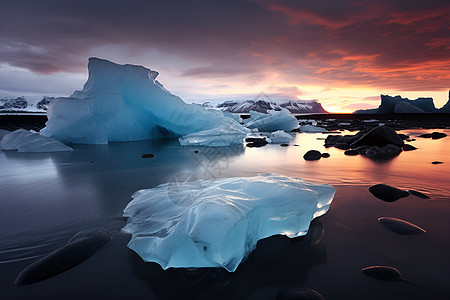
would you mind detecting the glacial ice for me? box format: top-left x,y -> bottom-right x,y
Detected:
40,58 -> 247,145
299,124 -> 327,133
122,173 -> 335,272
178,123 -> 249,146
0,129 -> 73,152
244,109 -> 298,132
268,130 -> 294,144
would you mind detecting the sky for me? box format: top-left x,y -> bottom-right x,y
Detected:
0,0 -> 449,113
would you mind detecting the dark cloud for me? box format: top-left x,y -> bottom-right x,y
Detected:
0,0 -> 449,94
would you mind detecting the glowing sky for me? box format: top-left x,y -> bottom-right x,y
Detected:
0,0 -> 449,112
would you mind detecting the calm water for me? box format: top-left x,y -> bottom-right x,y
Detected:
0,129 -> 449,299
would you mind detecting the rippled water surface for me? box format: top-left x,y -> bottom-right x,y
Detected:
1,129 -> 449,299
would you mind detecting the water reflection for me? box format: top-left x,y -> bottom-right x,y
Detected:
129,220 -> 326,300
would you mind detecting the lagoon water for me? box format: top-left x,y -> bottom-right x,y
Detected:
1,129 -> 449,299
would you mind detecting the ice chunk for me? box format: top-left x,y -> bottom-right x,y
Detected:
299,124 -> 327,132
122,173 -> 335,272
40,58 -> 246,145
0,129 -> 73,152
178,123 -> 249,146
268,130 -> 294,144
245,109 -> 298,132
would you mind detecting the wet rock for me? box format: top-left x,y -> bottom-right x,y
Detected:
365,144 -> 402,159
321,153 -> 330,158
194,150 -> 199,154
408,190 -> 430,199
344,149 -> 359,156
378,217 -> 426,235
276,287 -> 324,300
398,133 -> 410,140
362,266 -> 403,281
432,161 -> 443,164
418,133 -> 432,138
15,230 -> 112,285
402,144 -> 417,151
334,142 -> 350,150
356,145 -> 370,155
303,150 -> 322,161
141,153 -> 155,158
369,184 -> 409,202
350,126 -> 404,148
280,143 -> 289,147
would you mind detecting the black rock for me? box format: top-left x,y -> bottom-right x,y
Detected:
141,153 -> 155,158
350,125 -> 404,148
15,230 -> 111,285
378,217 -> 426,235
402,144 -> 417,151
334,142 -> 350,150
276,287 -> 324,300
245,137 -> 268,148
431,132 -> 447,139
362,266 -> 402,281
303,150 -> 322,161
369,184 -> 409,202
408,189 -> 430,199
398,133 -> 410,140
365,146 -> 381,158
194,150 -> 199,154
432,161 -> 443,164
321,153 -> 330,158
344,149 -> 359,156
377,144 -> 402,159
356,145 -> 370,155
280,143 -> 289,147
419,133 -> 432,138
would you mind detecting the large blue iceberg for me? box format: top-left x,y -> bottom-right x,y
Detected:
40,58 -> 249,145
122,173 -> 335,271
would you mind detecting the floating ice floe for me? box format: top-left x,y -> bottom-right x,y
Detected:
268,130 -> 294,144
0,129 -> 73,152
299,124 -> 327,133
244,109 -> 298,132
122,173 -> 335,272
40,58 -> 248,146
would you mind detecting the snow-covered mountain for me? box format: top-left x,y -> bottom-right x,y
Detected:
0,96 -> 55,112
216,99 -> 328,114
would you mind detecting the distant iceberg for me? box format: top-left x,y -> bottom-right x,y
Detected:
354,94 -> 450,114
40,58 -> 248,145
244,109 -> 298,132
122,173 -> 335,272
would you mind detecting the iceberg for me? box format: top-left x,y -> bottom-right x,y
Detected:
268,130 -> 294,144
299,124 -> 327,133
0,129 -> 73,152
178,123 -> 249,147
122,173 -> 335,272
40,58 -> 247,145
244,109 -> 298,132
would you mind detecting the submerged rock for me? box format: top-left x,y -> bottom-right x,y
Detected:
402,144 -> 417,151
408,189 -> 430,199
141,153 -> 155,158
303,150 -> 322,161
378,217 -> 426,235
276,287 -> 324,300
362,265 -> 403,281
344,149 -> 359,156
369,184 -> 409,202
15,230 -> 111,285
